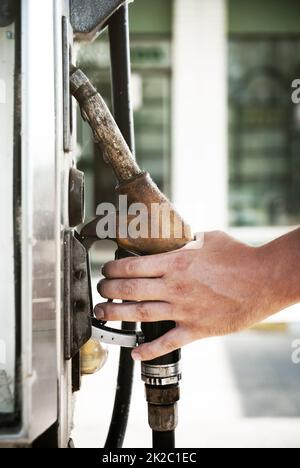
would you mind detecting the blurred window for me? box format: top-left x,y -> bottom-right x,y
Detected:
228,9 -> 300,227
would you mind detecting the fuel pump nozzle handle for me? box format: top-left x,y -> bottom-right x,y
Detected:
70,66 -> 192,447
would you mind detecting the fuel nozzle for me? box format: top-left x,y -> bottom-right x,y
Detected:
70,66 -> 191,449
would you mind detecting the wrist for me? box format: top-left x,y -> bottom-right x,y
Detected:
259,230 -> 300,312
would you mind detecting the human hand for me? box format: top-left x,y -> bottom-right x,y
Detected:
95,230 -> 299,361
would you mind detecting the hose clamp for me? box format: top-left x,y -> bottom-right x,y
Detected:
141,362 -> 182,386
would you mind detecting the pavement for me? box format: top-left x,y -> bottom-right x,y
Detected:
72,328 -> 300,448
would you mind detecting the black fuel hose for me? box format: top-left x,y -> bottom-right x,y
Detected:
153,431 -> 175,449
104,322 -> 136,448
104,4 -> 136,449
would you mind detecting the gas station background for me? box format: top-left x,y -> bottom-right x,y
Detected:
72,0 -> 300,448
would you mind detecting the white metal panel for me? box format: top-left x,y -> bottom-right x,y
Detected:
0,25 -> 15,410
21,0 -> 58,441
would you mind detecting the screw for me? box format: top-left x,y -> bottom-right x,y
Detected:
75,269 -> 86,280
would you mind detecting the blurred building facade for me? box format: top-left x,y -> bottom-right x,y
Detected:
77,0 -> 300,238
228,0 -> 300,228
73,2 -> 300,448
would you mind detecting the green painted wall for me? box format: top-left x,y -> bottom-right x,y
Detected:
228,0 -> 300,34
129,0 -> 173,35
129,0 -> 300,36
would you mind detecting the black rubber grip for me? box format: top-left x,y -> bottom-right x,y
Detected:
141,321 -> 181,366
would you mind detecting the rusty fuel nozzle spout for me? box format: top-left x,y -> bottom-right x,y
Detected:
70,65 -> 140,183
70,65 -> 193,255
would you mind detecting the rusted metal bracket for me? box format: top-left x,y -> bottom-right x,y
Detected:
64,231 -> 92,360
70,0 -> 129,41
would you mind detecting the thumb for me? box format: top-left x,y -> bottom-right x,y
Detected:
131,326 -> 192,361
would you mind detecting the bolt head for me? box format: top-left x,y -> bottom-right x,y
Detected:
5,31 -> 14,39
75,269 -> 86,280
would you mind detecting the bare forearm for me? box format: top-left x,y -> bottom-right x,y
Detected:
261,228 -> 300,311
